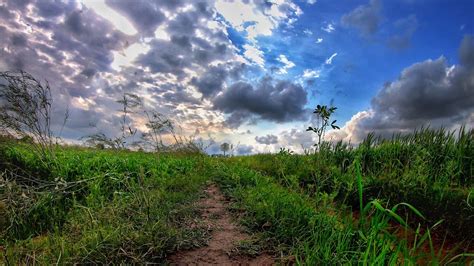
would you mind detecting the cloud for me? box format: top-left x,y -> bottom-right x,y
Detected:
307,0 -> 317,4
331,35 -> 474,142
316,37 -> 323,43
255,134 -> 278,145
190,62 -> 246,98
325,53 -> 338,64
0,0 -> 246,143
190,65 -> 228,98
460,34 -> 474,68
206,140 -> 254,155
213,77 -> 308,127
0,0 -> 130,97
278,128 -> 316,152
303,69 -> 320,79
387,15 -> 418,51
341,0 -> 381,37
321,23 -> 335,33
243,43 -> 265,67
215,0 -> 302,41
235,144 -> 254,155
105,0 -> 169,36
277,54 -> 296,74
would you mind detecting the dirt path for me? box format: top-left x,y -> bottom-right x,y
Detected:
168,183 -> 274,265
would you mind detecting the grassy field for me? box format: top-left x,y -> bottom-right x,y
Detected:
0,128 -> 473,264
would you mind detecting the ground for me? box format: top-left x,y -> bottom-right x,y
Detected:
168,183 -> 274,265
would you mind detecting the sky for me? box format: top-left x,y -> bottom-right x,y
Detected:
0,0 -> 473,154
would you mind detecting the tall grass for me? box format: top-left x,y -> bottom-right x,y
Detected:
0,141 -> 211,263
1,127 -> 472,263
229,127 -> 474,242
213,155 -> 473,264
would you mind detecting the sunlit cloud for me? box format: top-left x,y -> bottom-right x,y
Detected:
321,23 -> 335,33
277,54 -> 296,74
325,53 -> 338,64
111,42 -> 150,71
1,0 -> 472,154
81,0 -> 137,35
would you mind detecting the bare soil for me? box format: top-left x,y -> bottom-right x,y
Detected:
168,183 -> 274,265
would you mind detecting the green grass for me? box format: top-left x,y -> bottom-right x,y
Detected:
0,143 -> 211,263
228,127 -> 474,242
212,157 -> 473,264
1,127 -> 473,264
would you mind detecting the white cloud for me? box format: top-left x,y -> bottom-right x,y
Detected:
325,110 -> 374,143
303,29 -> 313,35
111,42 -> 150,71
215,0 -> 302,40
277,54 -> 295,74
243,44 -> 265,67
215,0 -> 269,36
325,52 -> 338,64
278,128 -> 316,153
316,37 -> 323,43
154,25 -> 170,41
321,23 -> 335,33
307,0 -> 317,4
81,0 -> 137,35
303,69 -> 320,79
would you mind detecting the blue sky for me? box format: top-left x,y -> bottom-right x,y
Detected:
0,0 -> 473,154
240,0 -> 473,121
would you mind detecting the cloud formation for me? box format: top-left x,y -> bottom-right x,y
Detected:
278,128 -> 316,152
341,0 -> 381,37
387,15 -> 418,51
213,77 -> 309,127
105,0 -> 166,36
331,35 -> 474,142
255,134 -> 278,145
277,54 -> 296,74
325,53 -> 338,65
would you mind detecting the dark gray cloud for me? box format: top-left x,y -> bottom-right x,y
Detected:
167,5 -> 211,36
136,39 -> 192,78
235,144 -> 254,155
213,77 -> 308,127
387,15 -> 418,51
255,134 -> 278,145
35,0 -> 71,17
135,1 -> 236,81
0,0 -> 129,99
191,65 -> 229,98
190,63 -> 246,98
0,0 -> 304,146
341,0 -> 381,37
105,0 -> 168,35
10,34 -> 28,46
460,35 -> 474,69
338,35 -> 474,142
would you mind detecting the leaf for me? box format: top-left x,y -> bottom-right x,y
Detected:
392,202 -> 426,220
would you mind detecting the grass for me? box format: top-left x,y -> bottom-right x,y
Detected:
0,127 -> 473,264
213,156 -> 473,264
229,127 -> 474,242
0,141 -> 211,263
